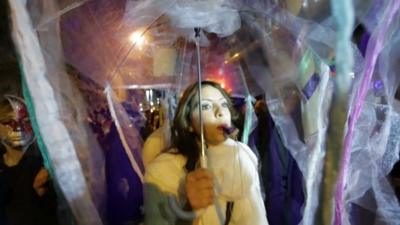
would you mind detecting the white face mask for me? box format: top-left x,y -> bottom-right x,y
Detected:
0,95 -> 35,151
190,86 -> 232,146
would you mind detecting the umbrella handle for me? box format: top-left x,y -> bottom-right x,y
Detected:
167,195 -> 204,220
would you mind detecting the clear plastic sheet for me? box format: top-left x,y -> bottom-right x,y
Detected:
345,18 -> 400,225
7,0 -> 400,225
105,85 -> 145,181
9,1 -> 105,224
124,0 -> 241,38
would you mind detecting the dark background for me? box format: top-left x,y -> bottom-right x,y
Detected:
0,1 -> 21,98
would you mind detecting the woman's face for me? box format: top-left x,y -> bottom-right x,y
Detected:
190,85 -> 232,146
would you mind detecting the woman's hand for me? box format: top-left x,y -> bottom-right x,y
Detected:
185,168 -> 214,210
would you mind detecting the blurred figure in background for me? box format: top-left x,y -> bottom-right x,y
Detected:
256,88 -> 305,225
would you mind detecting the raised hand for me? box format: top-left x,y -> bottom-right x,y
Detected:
185,168 -> 214,210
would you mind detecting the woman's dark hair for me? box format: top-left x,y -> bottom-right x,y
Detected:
171,80 -> 238,172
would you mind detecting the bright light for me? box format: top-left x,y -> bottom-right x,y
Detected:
221,83 -> 225,88
145,90 -> 150,101
130,31 -> 146,48
232,53 -> 240,58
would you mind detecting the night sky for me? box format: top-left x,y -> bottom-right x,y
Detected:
0,1 -> 22,97
0,1 -> 15,61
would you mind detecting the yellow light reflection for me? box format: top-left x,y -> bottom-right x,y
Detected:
129,31 -> 146,49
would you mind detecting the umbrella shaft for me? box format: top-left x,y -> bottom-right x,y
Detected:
194,28 -> 206,168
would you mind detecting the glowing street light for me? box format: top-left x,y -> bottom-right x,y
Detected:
129,30 -> 147,49
224,52 -> 240,64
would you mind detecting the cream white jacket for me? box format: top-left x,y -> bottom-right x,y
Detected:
144,138 -> 268,225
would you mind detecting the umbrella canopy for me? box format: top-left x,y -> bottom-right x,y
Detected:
6,0 -> 400,225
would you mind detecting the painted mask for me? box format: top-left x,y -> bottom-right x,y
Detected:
0,95 -> 34,150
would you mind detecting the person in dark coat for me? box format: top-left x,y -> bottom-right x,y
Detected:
254,97 -> 305,225
0,95 -> 58,225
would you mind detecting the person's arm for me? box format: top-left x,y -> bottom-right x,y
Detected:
144,153 -> 185,225
144,182 -> 175,225
145,152 -> 214,225
144,182 -> 197,225
144,168 -> 214,225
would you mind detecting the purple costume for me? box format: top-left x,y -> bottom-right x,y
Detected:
250,106 -> 305,225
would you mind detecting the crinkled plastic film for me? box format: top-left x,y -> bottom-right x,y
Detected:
104,85 -> 145,181
9,0 -> 105,224
345,15 -> 400,225
8,0 -> 400,224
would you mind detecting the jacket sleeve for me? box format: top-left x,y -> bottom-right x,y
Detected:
237,143 -> 269,225
247,171 -> 269,225
144,182 -> 173,225
144,153 -> 192,225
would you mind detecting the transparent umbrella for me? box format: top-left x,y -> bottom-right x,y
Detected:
7,0 -> 400,225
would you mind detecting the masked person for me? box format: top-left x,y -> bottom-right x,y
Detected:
144,81 -> 268,225
0,95 -> 58,225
